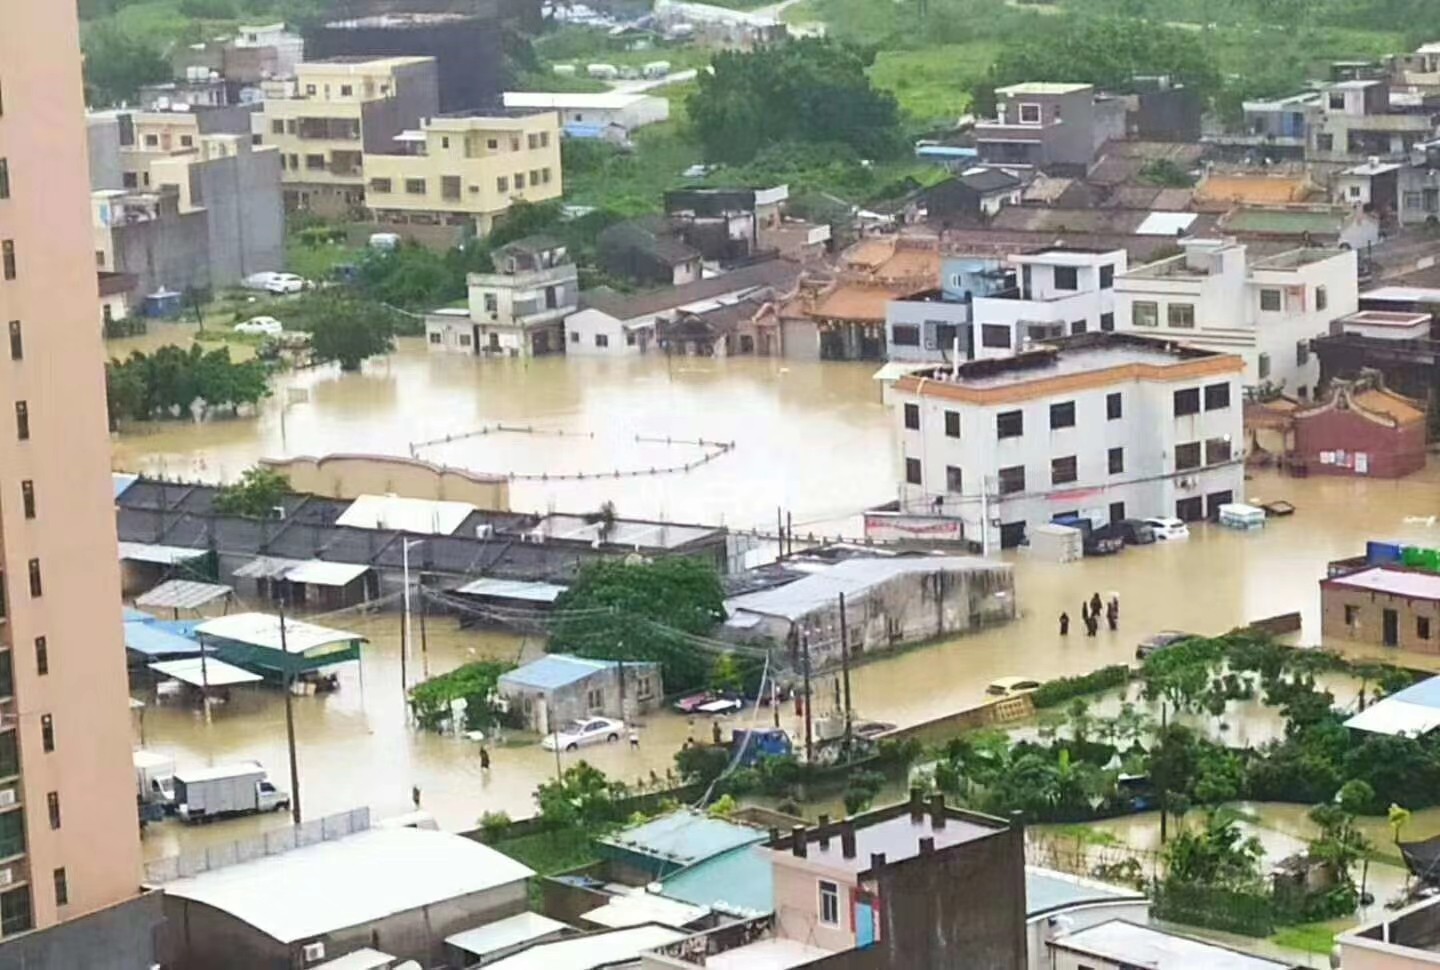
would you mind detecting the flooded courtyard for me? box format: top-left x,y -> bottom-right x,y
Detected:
113,329 -> 1440,863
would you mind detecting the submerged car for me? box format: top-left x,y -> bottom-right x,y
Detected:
986,677 -> 1041,699
1116,519 -> 1156,545
1144,517 -> 1191,541
1136,630 -> 1199,660
541,717 -> 625,752
673,691 -> 744,715
234,316 -> 284,336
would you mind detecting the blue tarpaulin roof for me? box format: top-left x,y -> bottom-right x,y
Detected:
498,654 -> 617,691
124,619 -> 203,657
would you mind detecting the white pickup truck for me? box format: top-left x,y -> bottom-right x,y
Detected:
174,762 -> 289,823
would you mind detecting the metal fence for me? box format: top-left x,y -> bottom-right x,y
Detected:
142,807 -> 372,885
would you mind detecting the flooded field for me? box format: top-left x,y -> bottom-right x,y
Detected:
113,330 -> 1440,861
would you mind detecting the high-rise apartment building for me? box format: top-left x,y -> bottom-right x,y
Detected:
0,0 -> 149,955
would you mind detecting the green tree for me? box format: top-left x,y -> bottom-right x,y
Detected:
688,38 -> 903,165
303,292 -> 398,371
535,761 -> 628,827
213,466 -> 290,518
407,660 -> 514,732
82,25 -> 172,107
549,559 -> 728,692
1150,723 -> 1200,843
105,345 -> 271,421
1163,809 -> 1265,890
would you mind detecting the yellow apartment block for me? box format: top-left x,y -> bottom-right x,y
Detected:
364,109 -> 564,236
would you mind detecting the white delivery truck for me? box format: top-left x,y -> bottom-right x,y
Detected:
133,750 -> 177,809
174,762 -> 290,823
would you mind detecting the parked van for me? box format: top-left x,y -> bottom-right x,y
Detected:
174,762 -> 289,823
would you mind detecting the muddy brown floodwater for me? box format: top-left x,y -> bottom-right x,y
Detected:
114,330 -> 1440,861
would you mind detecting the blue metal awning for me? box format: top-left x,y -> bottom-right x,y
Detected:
124,620 -> 203,658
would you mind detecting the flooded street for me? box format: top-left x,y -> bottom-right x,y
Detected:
114,329 -> 1440,861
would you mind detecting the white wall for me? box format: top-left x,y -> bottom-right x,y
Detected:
894,364 -> 1244,549
564,308 -> 645,356
1028,901 -> 1151,970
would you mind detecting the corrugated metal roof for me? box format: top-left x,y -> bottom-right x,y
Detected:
195,613 -> 366,654
1025,866 -> 1145,919
660,844 -> 773,917
482,925 -> 685,970
498,654 -> 614,691
151,657 -> 263,687
281,560 -> 371,588
136,579 -> 233,611
336,495 -> 476,535
124,620 -> 204,657
117,541 -> 209,565
445,912 -> 570,958
456,578 -> 567,603
727,556 -> 1008,622
599,809 -> 765,868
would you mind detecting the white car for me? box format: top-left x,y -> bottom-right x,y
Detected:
1144,517 -> 1191,541
265,273 -> 307,295
234,316 -> 284,337
986,677 -> 1041,699
541,716 -> 625,752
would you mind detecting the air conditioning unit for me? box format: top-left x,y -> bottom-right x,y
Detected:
0,789 -> 16,808
0,869 -> 15,888
475,524 -> 494,540
301,942 -> 326,964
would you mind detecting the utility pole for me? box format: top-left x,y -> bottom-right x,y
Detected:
802,629 -> 814,766
776,507 -> 784,562
418,578 -> 430,681
279,596 -> 302,826
786,512 -> 793,557
198,632 -> 212,724
839,593 -> 853,753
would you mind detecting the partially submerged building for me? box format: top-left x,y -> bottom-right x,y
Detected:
1322,566 -> 1440,653
497,654 -> 662,732
723,556 -> 1015,669
1291,377 -> 1427,478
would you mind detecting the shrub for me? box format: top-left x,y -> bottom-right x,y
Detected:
1031,665 -> 1131,708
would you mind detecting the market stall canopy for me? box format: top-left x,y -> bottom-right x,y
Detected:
195,612 -> 366,678
150,657 -> 263,688
234,556 -> 309,581
137,579 -> 233,612
280,560 -> 370,588
123,620 -> 204,658
117,541 -> 209,566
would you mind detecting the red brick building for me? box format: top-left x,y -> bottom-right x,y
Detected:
1292,381 -> 1426,478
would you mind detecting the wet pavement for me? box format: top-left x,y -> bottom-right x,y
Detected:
113,331 -> 1440,861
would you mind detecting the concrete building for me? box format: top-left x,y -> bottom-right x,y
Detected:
1114,239 -> 1359,396
258,56 -> 440,216
644,791 -> 1029,970
1024,869 -> 1148,970
1308,78 -> 1436,163
1047,919 -> 1296,970
365,109 -> 562,237
886,333 -> 1246,550
155,824 -> 534,969
976,83 -> 1126,171
1340,893 -> 1440,968
1322,565 -> 1440,652
231,22 -> 306,81
502,91 -> 670,137
92,188 -> 211,300
431,236 -> 578,356
970,247 -> 1128,357
86,105 -> 257,193
597,216 -> 703,288
0,1 -> 158,962
497,654 -> 661,733
723,556 -> 1016,669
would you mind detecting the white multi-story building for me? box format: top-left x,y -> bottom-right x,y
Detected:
881,333 -> 1245,551
1113,239 -> 1357,397
969,247 -> 1128,359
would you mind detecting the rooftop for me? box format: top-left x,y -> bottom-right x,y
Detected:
1325,566 -> 1440,601
809,283 -> 922,323
770,796 -> 1010,875
1196,174 -> 1315,206
1361,285 -> 1440,305
1051,919 -> 1295,970
581,259 -> 800,322
1338,310 -> 1431,328
483,925 -> 686,970
194,612 -> 365,654
335,494 -> 477,535
498,654 -> 628,692
1344,673 -> 1440,737
503,91 -> 658,110
705,938 -> 835,970
1025,866 -> 1146,919
997,82 -> 1091,96
660,845 -> 774,917
1251,247 -> 1347,270
727,556 -> 1007,623
445,912 -> 571,959
600,809 -> 766,869
157,827 -> 534,943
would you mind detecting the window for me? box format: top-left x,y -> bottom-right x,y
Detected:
903,403 -> 920,430
20,482 -> 33,520
1018,102 -> 1042,124
1100,312 -> 1114,332
935,323 -> 958,349
542,167 -> 553,184
586,688 -> 603,709
2,241 -> 14,281
515,172 -> 526,189
1420,616 -> 1432,640
404,178 -> 426,195
1344,604 -> 1360,625
457,334 -> 472,348
8,321 -> 20,361
1260,288 -> 1282,312
0,735 -> 14,779
144,133 -> 158,148
0,653 -> 10,700
998,465 -> 1026,495
1175,496 -> 1203,521
1070,319 -> 1087,335
305,84 -> 316,96
1,887 -> 32,936
528,133 -> 540,149
1107,392 -> 1122,420
1108,447 -> 1124,475
819,880 -> 841,925
1133,301 -> 1158,327
179,135 -> 193,149
511,137 -> 521,151
981,324 -> 1012,348
945,465 -> 963,493
53,869 -> 67,908
497,175 -> 509,193
594,334 -> 609,348
1316,285 -> 1328,311
997,410 -> 1024,439
369,178 -> 392,193
1258,352 -> 1271,380
626,332 -> 636,346
1175,442 -> 1202,471
40,714 -> 53,753
1109,502 -> 1125,523
892,324 -> 920,346
14,402 -> 26,440
1173,388 -> 1200,417
1050,401 -> 1075,429
1205,437 -> 1233,465
944,410 -> 960,438
428,332 -> 442,345
487,138 -> 499,150
569,331 -> 579,344
1051,455 -> 1077,485
635,675 -> 654,700
483,293 -> 498,314
1167,303 -> 1196,329
1204,382 -> 1230,411
0,159 -> 8,200
122,171 -> 138,188
271,119 -> 284,135
1296,340 -> 1310,366
905,458 -> 923,485
1329,92 -> 1346,110
304,154 -> 325,171
27,560 -> 40,598
1053,266 -> 1078,290
541,132 -> 550,148
46,792 -> 59,830
1100,265 -> 1114,289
